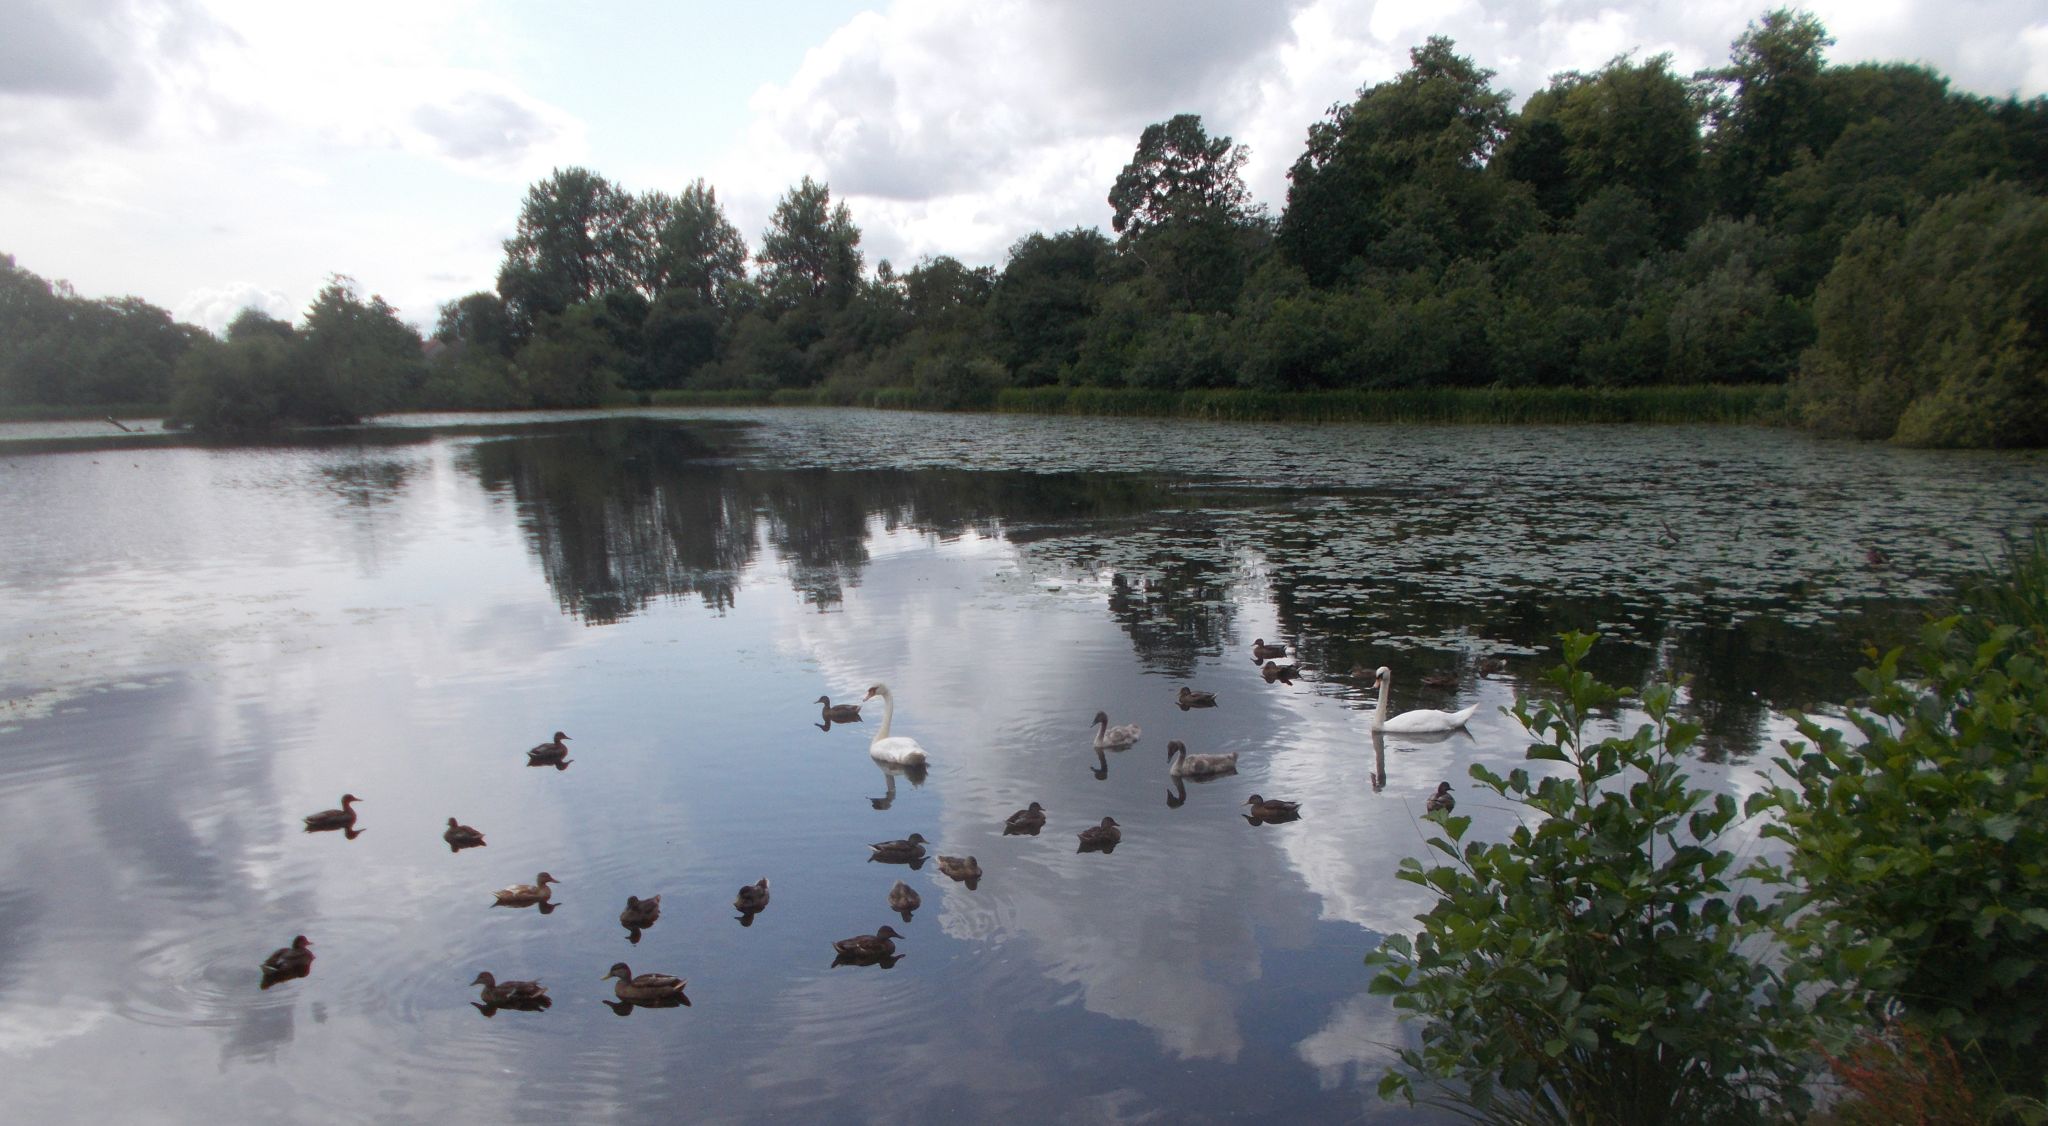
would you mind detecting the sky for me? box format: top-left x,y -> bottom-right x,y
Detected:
3,0 -> 2044,335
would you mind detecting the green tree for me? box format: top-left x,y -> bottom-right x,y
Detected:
758,176 -> 863,313
1791,182 -> 2048,445
1278,36 -> 1533,285
1367,633 -> 1819,1124
1700,9 -> 1835,217
1108,113 -> 1255,241
298,275 -> 426,419
496,167 -> 647,333
988,228 -> 1117,384
433,291 -> 513,355
644,179 -> 749,309
1512,55 -> 1702,240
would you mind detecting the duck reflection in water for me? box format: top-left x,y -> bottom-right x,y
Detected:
868,761 -> 927,810
935,855 -> 980,890
302,794 -> 363,839
470,971 -> 550,1016
733,878 -> 770,926
1077,817 -> 1121,853
831,925 -> 905,967
1243,794 -> 1302,825
1003,801 -> 1046,835
868,833 -> 928,868
619,894 -> 660,943
259,935 -> 313,989
888,879 -> 920,922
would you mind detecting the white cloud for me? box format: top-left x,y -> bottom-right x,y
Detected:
174,282 -> 294,335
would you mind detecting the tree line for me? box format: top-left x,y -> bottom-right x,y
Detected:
2,9 -> 2043,445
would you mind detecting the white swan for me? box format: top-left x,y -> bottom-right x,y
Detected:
1166,739 -> 1238,777
1371,666 -> 1479,733
1092,710 -> 1141,749
863,683 -> 929,765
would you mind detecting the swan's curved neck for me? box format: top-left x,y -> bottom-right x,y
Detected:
872,691 -> 894,742
1372,674 -> 1390,730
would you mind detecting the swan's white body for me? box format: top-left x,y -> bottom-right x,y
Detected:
1372,666 -> 1479,733
864,683 -> 929,765
1166,740 -> 1238,777
1092,711 -> 1141,749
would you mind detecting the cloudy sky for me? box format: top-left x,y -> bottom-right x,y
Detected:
3,0 -> 2044,334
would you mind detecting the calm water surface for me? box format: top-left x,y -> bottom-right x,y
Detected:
2,409 -> 2044,1123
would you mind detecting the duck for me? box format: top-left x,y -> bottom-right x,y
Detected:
734,878 -> 770,914
816,696 -> 863,723
1166,740 -> 1238,778
1004,801 -> 1047,834
832,925 -> 905,961
1092,711 -> 1141,749
1251,638 -> 1288,661
1244,794 -> 1301,819
526,731 -> 571,763
470,971 -> 549,1008
888,880 -> 921,920
619,894 -> 661,930
302,794 -> 363,832
1261,661 -> 1299,683
1371,667 -> 1479,733
1426,782 -> 1457,813
862,684 -> 929,765
868,833 -> 928,863
491,871 -> 558,907
443,817 -> 486,850
261,935 -> 314,978
604,962 -> 690,1005
936,855 -> 981,884
1176,687 -> 1217,708
1077,816 -> 1122,851
1420,670 -> 1459,690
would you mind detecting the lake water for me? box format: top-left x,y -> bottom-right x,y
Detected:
2,409 -> 2043,1123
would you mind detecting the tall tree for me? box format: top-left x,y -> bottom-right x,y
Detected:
644,179 -> 750,309
1278,37 -> 1530,285
496,167 -> 647,333
989,229 -> 1115,384
758,176 -> 863,312
299,275 -> 426,419
1700,9 -> 1835,217
1510,55 -> 1702,240
1108,114 -> 1255,241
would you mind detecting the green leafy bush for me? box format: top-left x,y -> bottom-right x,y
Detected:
1765,535 -> 2048,1100
1367,632 -> 1817,1124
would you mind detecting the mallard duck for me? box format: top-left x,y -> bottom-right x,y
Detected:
1426,781 -> 1457,813
1420,670 -> 1459,690
816,696 -> 862,723
863,684 -> 929,765
734,878 -> 770,913
604,962 -> 689,1005
888,879 -> 921,919
1167,740 -> 1238,778
936,855 -> 981,884
1004,801 -> 1047,834
443,817 -> 486,850
832,925 -> 905,960
491,871 -> 558,907
261,935 -> 314,977
1371,667 -> 1479,733
619,894 -> 661,930
1251,638 -> 1288,661
302,793 -> 362,832
1091,711 -> 1140,749
1176,687 -> 1217,708
527,731 -> 571,763
1077,816 -> 1121,851
1477,656 -> 1507,676
470,971 -> 549,1007
868,833 -> 928,863
1244,793 -> 1301,819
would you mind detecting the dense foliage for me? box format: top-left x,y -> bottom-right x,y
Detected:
5,8 -> 2044,442
1764,535 -> 2048,1102
1366,633 -> 1817,1124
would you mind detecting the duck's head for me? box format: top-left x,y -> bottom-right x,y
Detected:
1245,794 -> 1264,805
553,731 -> 571,742
470,971 -> 496,987
603,962 -> 632,982
906,832 -> 927,844
290,935 -> 312,950
815,696 -> 830,705
339,793 -> 363,805
535,872 -> 558,886
875,926 -> 905,941
1436,782 -> 1453,794
1027,802 -> 1044,812
1101,817 -> 1119,828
